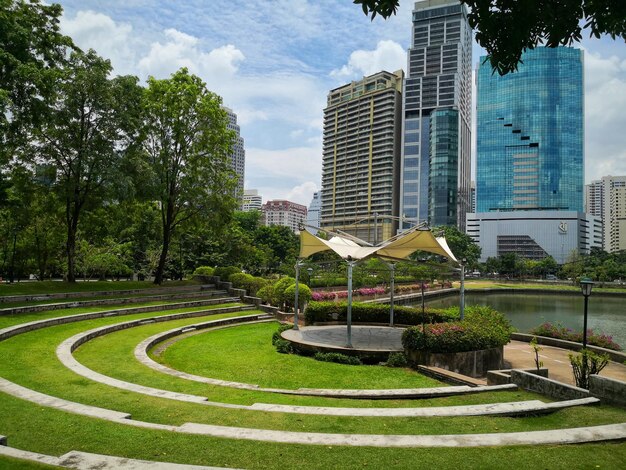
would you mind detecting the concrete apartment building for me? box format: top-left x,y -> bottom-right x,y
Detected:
320,70 -> 404,244
586,176 -> 626,252
242,189 -> 262,212
262,200 -> 307,234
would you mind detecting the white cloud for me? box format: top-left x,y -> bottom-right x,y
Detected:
60,10 -> 137,76
331,40 -> 406,79
286,181 -> 319,206
138,29 -> 245,82
584,50 -> 626,181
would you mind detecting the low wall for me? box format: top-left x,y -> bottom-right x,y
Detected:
510,369 -> 589,400
487,368 -> 549,386
589,375 -> 626,406
406,347 -> 504,378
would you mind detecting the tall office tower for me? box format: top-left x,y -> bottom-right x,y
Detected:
262,200 -> 307,234
320,70 -> 404,244
476,47 -> 584,213
242,189 -> 262,212
306,191 -> 321,234
586,176 -> 626,252
399,0 -> 472,230
469,47 -> 588,264
224,107 -> 245,201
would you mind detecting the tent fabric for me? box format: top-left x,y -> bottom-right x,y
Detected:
299,228 -> 458,264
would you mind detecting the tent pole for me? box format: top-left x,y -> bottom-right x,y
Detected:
346,260 -> 355,348
388,262 -> 395,326
293,260 -> 303,330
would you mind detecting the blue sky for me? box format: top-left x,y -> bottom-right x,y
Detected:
55,0 -> 626,206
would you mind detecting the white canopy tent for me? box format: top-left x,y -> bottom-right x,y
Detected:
294,226 -> 459,347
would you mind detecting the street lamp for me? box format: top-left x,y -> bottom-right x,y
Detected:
293,260 -> 305,331
580,278 -> 594,349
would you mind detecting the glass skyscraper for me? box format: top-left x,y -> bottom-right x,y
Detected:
400,0 -> 472,230
476,47 -> 584,213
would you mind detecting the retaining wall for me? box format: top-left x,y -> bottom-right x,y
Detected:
406,347 -> 504,378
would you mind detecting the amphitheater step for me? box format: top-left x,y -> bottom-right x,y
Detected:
0,442 -> 234,469
417,365 -> 488,386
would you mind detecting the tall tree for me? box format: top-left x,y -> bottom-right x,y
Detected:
30,49 -> 142,282
354,0 -> 626,74
140,68 -> 236,285
1,0 -> 75,202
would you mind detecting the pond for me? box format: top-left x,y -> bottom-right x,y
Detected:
421,291 -> 626,348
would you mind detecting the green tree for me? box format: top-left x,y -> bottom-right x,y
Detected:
27,50 -> 141,282
354,0 -> 626,74
139,68 -> 237,284
1,0 -> 75,168
434,225 -> 481,267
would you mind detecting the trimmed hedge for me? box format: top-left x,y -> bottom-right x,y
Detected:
314,352 -> 362,365
530,322 -> 622,351
228,273 -> 267,296
214,266 -> 241,280
304,301 -> 456,326
402,306 -> 512,354
192,266 -> 214,276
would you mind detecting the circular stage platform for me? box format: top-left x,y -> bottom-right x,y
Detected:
281,325 -> 404,361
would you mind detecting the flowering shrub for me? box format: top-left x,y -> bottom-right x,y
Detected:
311,287 -> 386,301
530,322 -> 622,351
304,301 -> 456,325
402,306 -> 512,353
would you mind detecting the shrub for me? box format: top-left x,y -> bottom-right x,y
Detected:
192,266 -> 214,277
385,352 -> 408,367
214,266 -> 241,280
274,339 -> 292,354
530,322 -> 622,351
304,301 -> 456,326
256,285 -> 275,305
313,352 -> 362,365
569,348 -> 610,389
272,323 -> 294,345
402,306 -> 512,354
283,284 -> 312,311
228,273 -> 267,296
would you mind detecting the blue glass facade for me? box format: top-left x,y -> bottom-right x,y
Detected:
476,47 -> 584,213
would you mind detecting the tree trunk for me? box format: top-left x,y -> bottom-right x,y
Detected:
66,201 -> 80,283
154,199 -> 175,285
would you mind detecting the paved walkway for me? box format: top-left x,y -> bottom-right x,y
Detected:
505,340 -> 626,385
283,325 -> 403,352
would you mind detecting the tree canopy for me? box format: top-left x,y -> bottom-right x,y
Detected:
354,0 -> 626,74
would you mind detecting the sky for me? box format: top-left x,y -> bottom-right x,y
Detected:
54,0 -> 626,207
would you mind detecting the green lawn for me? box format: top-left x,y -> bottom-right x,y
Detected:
1,287 -> 625,468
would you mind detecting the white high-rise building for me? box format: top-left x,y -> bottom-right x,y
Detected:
242,189 -> 262,212
585,176 -> 626,252
224,107 -> 245,200
306,191 -> 321,234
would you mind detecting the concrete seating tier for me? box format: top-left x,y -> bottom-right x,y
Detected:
0,284 -> 216,304
0,291 -> 232,316
1,295 -> 624,451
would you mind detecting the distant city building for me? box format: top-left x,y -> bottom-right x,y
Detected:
306,191 -> 321,234
224,107 -> 245,201
470,181 -> 476,213
242,189 -> 262,212
262,200 -> 307,233
399,0 -> 472,230
476,47 -> 584,213
586,176 -> 626,252
320,70 -> 404,244
466,211 -> 602,264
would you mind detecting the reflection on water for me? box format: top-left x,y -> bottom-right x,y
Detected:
422,292 -> 626,347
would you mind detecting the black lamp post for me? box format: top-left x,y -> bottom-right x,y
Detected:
580,278 -> 594,349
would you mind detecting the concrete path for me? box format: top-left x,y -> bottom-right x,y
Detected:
505,340 -> 626,385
